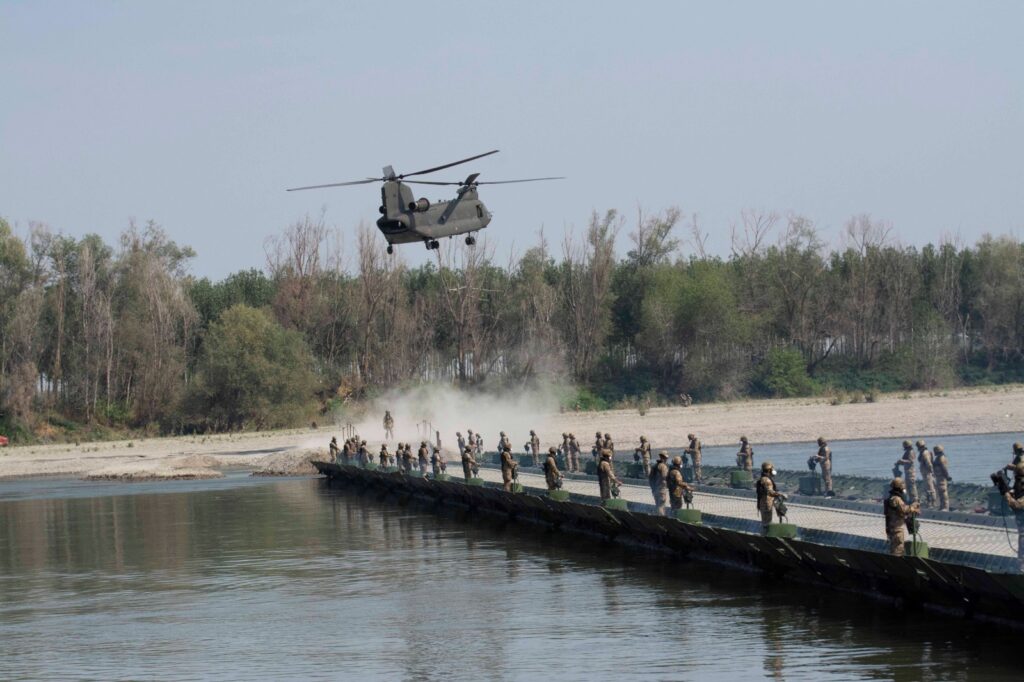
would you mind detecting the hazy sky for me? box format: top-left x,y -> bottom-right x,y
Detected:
2,2 -> 1021,278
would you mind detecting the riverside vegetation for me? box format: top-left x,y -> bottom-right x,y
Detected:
1,208 -> 1022,443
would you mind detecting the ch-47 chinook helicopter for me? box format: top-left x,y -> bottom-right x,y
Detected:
287,150 -> 562,254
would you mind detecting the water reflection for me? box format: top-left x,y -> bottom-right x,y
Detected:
0,476 -> 1017,680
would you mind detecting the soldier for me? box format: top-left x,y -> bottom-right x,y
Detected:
649,451 -> 670,516
329,437 -> 340,462
684,433 -> 703,483
737,436 -> 754,472
561,431 -> 570,461
568,433 -> 580,473
401,444 -> 414,474
592,431 -> 604,461
635,436 -> 652,477
461,446 -> 477,481
896,440 -> 918,502
417,441 -> 430,477
500,447 -> 518,492
755,461 -> 783,534
431,446 -> 445,477
457,431 -> 467,455
1000,463 -> 1024,571
357,440 -> 371,468
543,447 -> 563,491
1006,442 -> 1024,470
529,430 -> 541,467
604,433 -> 615,457
597,449 -> 621,501
466,429 -> 476,456
379,444 -> 390,468
474,432 -> 484,457
668,456 -> 695,512
497,431 -> 512,455
383,410 -> 395,440
916,439 -> 936,508
933,445 -> 952,511
814,436 -> 834,497
884,477 -> 920,557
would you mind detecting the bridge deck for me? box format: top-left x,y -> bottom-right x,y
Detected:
467,467 -> 1019,559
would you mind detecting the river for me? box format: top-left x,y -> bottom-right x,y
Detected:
0,472 -> 1018,680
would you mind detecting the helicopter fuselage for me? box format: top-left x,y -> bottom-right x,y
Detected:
376,180 -> 491,245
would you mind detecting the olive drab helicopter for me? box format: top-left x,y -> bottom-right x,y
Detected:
287,150 -> 562,253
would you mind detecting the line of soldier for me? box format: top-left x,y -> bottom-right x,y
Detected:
893,439 -> 953,511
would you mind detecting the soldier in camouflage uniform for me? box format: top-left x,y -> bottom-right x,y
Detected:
884,477 -> 920,556
543,447 -> 562,491
357,440 -> 371,468
497,431 -> 511,457
592,431 -> 604,462
684,433 -> 702,483
1006,442 -> 1024,471
1001,463 -> 1024,571
417,442 -> 430,477
567,433 -> 580,472
737,436 -> 754,472
378,443 -> 390,468
329,437 -> 340,462
635,436 -> 652,477
500,447 -> 518,492
814,437 -> 834,497
461,446 -> 476,481
916,439 -> 936,508
649,451 -> 670,516
401,444 -> 414,474
456,432 -> 467,455
383,410 -> 395,440
597,449 -> 621,501
896,440 -> 918,502
604,433 -> 615,458
668,456 -> 695,511
932,445 -> 952,511
529,430 -> 541,467
431,446 -> 445,477
755,461 -> 783,534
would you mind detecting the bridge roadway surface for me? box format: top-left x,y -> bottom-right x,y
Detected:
465,466 -> 1019,559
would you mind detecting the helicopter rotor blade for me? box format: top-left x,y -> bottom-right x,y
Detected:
286,178 -> 379,191
403,176 -> 565,187
473,176 -> 565,185
398,149 -> 499,179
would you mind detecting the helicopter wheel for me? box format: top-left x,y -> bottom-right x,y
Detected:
429,240 -> 440,250
465,236 -> 476,246
386,244 -> 393,255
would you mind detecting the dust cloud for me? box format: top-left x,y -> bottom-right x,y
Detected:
335,384 -> 562,454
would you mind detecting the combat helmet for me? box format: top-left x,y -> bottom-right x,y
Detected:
916,439 -> 926,448
1014,442 -> 1023,453
761,460 -> 773,473
658,450 -> 669,460
817,436 -> 826,445
671,456 -> 683,467
687,433 -> 695,440
902,440 -> 912,448
891,477 -> 906,491
741,436 -> 749,443
548,446 -> 557,454
934,445 -> 944,454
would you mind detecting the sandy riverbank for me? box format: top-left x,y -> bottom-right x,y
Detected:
0,386 -> 1020,480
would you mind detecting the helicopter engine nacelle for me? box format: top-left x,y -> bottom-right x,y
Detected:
409,198 -> 430,212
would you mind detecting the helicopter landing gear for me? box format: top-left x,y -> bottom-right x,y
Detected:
465,235 -> 476,246
386,244 -> 394,255
425,240 -> 440,250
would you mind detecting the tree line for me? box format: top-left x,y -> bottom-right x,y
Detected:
1,209 -> 1022,440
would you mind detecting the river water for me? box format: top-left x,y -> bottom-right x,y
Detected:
0,472 -> 1018,681
686,432 -> 1023,484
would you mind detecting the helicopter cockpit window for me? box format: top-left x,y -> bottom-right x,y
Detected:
476,205 -> 483,218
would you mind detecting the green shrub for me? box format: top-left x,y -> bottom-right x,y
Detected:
756,348 -> 813,398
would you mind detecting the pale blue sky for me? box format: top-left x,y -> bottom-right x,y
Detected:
2,1 -> 1021,277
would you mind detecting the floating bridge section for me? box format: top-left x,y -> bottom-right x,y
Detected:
313,461 -> 1024,626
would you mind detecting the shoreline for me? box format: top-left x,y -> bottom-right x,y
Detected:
0,385 -> 1020,481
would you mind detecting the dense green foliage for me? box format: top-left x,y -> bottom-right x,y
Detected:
1,209 -> 1023,441
186,305 -> 316,430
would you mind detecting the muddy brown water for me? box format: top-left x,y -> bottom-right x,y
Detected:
0,473 -> 1018,680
